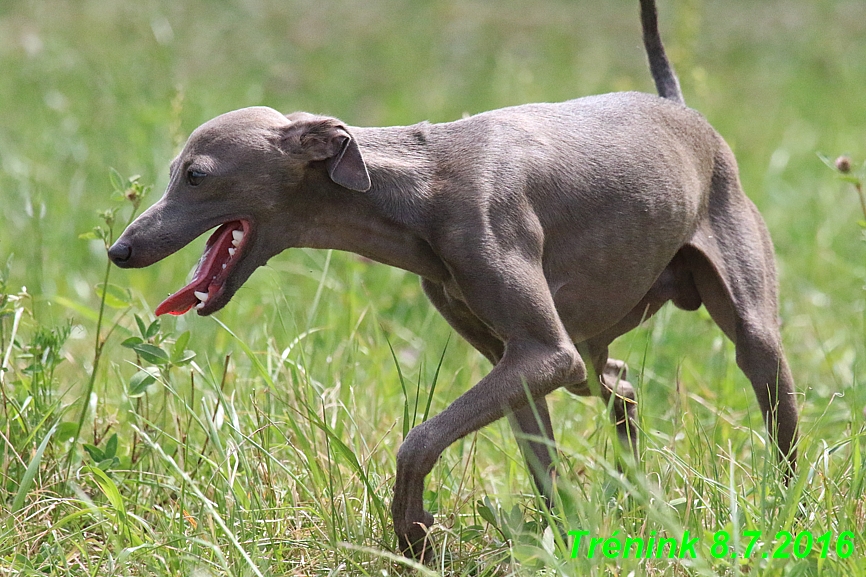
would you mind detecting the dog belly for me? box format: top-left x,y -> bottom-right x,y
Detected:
551,276 -> 659,342
540,189 -> 702,341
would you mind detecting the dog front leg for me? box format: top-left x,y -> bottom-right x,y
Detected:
393,210 -> 587,559
422,279 -> 558,504
392,337 -> 584,559
507,398 -> 557,506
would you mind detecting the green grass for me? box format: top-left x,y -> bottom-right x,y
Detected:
0,0 -> 865,574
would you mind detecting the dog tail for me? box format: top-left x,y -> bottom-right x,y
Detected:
639,0 -> 685,105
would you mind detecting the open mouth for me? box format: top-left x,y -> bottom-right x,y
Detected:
154,220 -> 250,316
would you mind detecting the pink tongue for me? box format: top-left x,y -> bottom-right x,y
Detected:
154,285 -> 200,316
154,223 -> 237,316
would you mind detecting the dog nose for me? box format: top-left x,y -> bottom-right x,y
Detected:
108,241 -> 132,265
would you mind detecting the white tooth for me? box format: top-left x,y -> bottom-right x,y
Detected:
232,230 -> 244,242
222,263 -> 226,269
231,239 -> 240,247
194,290 -> 209,302
195,302 -> 205,310
228,247 -> 236,256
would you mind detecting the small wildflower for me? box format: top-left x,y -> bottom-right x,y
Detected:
123,176 -> 148,211
99,208 -> 116,228
835,156 -> 852,174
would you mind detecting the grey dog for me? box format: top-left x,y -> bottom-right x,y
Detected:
109,0 -> 798,560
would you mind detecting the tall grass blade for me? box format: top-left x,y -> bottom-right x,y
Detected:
385,335 -> 410,439
12,423 -> 56,513
422,335 -> 449,423
306,248 -> 332,327
304,406 -> 389,531
338,542 -> 441,576
82,465 -> 143,546
213,318 -> 275,388
0,306 -> 24,387
132,424 -> 264,577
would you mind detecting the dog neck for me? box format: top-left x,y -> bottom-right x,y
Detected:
356,123 -> 435,224
295,124 -> 448,282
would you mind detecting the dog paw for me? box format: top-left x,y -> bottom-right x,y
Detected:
395,511 -> 436,563
603,359 -> 636,400
603,358 -> 629,384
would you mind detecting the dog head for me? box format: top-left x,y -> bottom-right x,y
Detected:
108,106 -> 370,315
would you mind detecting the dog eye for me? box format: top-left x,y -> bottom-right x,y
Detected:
187,169 -> 207,186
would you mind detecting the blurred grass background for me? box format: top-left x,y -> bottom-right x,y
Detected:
0,0 -> 864,574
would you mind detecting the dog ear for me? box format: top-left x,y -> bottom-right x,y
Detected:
325,133 -> 371,192
280,117 -> 372,192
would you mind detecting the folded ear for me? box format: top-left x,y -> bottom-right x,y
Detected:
280,116 -> 371,192
325,133 -> 371,192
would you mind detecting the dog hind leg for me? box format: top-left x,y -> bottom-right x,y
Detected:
685,149 -> 798,474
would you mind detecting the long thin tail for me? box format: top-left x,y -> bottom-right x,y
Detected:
639,0 -> 684,105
